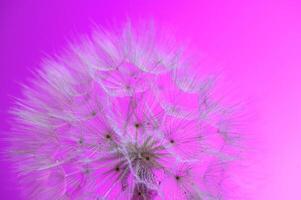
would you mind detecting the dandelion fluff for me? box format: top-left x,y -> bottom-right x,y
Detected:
6,21 -> 242,200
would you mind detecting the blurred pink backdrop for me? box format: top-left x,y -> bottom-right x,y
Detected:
1,0 -> 301,199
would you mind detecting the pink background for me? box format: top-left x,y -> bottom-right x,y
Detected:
1,0 -> 301,199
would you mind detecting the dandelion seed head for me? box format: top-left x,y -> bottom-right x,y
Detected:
7,21 -> 242,200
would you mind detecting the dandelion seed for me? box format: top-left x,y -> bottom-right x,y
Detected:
6,21 -> 242,200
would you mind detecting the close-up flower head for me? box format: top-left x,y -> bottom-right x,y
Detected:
6,22 -> 241,200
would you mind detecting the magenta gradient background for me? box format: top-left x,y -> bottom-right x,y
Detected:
1,0 -> 301,199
